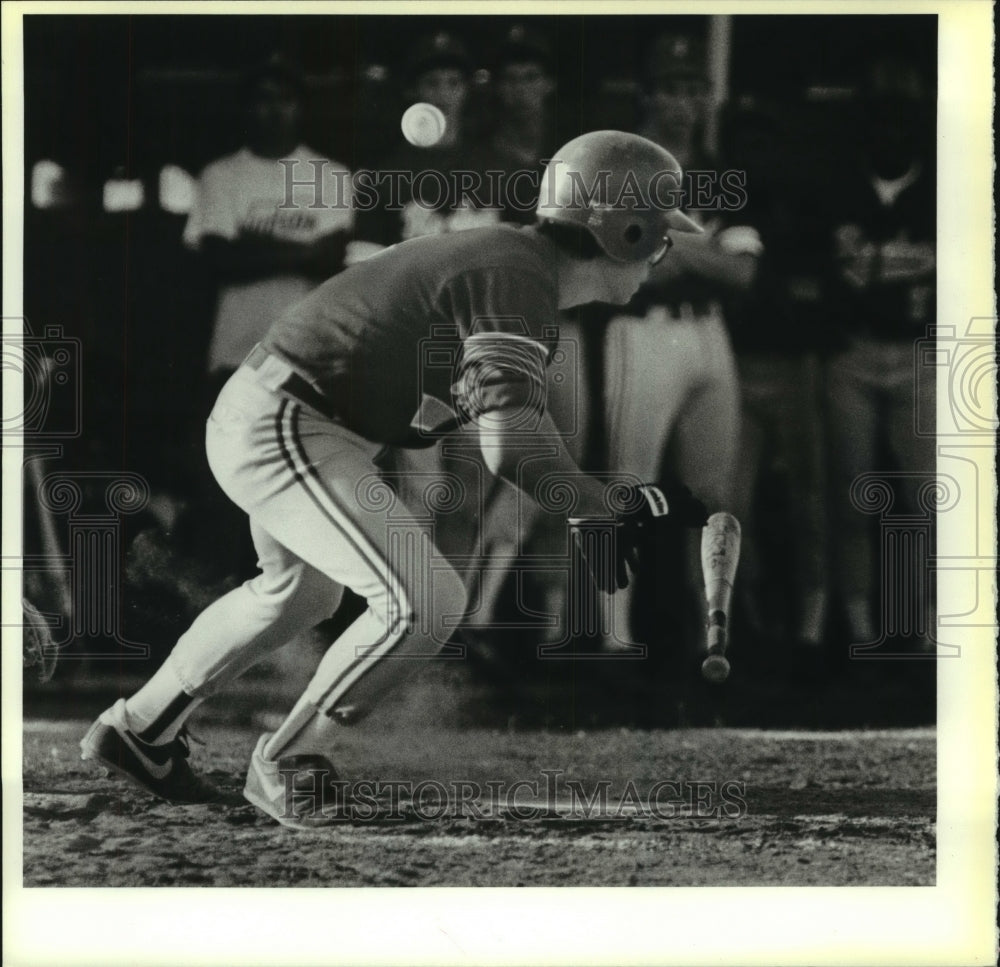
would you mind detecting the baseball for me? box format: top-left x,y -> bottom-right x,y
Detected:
701,653 -> 731,684
401,102 -> 446,147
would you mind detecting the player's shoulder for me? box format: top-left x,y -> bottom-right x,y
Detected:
441,224 -> 551,272
292,144 -> 351,174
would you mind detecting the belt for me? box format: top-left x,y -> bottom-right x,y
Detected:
242,344 -> 341,421
241,344 -> 458,449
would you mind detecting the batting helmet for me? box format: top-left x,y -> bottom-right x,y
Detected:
536,130 -> 701,262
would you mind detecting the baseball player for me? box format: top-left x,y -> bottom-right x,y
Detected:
601,33 -> 761,652
824,53 -> 936,649
180,58 -> 354,580
80,131 -> 707,828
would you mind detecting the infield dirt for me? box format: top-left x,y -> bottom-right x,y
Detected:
23,711 -> 934,887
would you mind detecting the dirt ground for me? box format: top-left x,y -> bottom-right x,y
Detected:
22,707 -> 934,887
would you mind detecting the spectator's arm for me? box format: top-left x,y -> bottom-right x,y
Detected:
188,159 -> 353,283
654,225 -> 762,291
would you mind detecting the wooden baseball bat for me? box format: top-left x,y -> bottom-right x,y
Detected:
700,512 -> 741,683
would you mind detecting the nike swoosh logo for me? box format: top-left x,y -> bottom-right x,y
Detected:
120,730 -> 174,780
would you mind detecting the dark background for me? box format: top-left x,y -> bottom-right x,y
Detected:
25,14 -> 936,176
20,13 -> 938,723
22,13 -> 937,482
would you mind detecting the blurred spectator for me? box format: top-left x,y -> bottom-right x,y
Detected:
180,57 -> 353,577
351,31 -> 501,252
601,33 -> 761,653
489,23 -> 558,222
823,53 -> 935,648
725,104 -> 832,662
184,57 -> 353,405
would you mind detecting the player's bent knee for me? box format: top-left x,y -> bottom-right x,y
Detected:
376,560 -> 468,645
244,563 -> 340,626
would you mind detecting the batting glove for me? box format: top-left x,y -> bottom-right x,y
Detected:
569,483 -> 709,594
617,482 -> 709,533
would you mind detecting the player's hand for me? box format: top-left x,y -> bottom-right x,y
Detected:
617,482 -> 709,533
569,483 -> 708,595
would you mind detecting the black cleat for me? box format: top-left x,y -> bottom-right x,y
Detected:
80,699 -> 219,804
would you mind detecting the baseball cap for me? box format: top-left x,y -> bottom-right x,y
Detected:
643,33 -> 707,88
406,31 -> 471,79
493,23 -> 552,70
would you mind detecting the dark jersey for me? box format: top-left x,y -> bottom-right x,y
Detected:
262,224 -> 559,445
825,161 -> 935,342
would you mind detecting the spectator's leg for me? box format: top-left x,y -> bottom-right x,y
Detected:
826,341 -> 880,644
778,354 -> 829,645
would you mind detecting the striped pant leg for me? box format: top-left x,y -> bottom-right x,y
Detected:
169,520 -> 343,696
239,394 -> 467,721
278,402 -> 469,719
173,368 -> 468,719
603,310 -> 698,484
601,311 -> 704,648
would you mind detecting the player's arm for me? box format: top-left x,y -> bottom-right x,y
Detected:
449,269 -> 702,528
460,341 -> 704,530
477,407 -> 608,518
451,328 -> 599,514
466,360 -> 707,593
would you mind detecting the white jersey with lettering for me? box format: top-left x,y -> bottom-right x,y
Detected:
184,146 -> 353,372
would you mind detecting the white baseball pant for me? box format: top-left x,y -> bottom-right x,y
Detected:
166,360 -> 469,723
